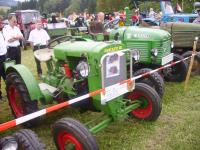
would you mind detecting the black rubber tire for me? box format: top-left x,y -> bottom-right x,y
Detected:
0,136 -> 17,150
133,68 -> 165,98
13,129 -> 45,150
6,72 -> 40,128
182,51 -> 200,75
164,54 -> 188,82
53,118 -> 99,150
126,83 -> 162,121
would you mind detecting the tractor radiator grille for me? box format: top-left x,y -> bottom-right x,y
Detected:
126,39 -> 171,64
126,42 -> 149,63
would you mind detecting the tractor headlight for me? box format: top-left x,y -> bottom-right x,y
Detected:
171,41 -> 174,48
1,137 -> 18,150
76,61 -> 90,78
131,50 -> 140,61
151,48 -> 158,57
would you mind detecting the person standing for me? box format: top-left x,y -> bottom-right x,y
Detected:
3,16 -> 23,64
0,28 -> 7,99
28,20 -> 50,76
193,8 -> 200,24
149,8 -> 156,19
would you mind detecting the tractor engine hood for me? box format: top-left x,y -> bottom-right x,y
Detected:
160,22 -> 200,32
110,26 -> 171,42
54,41 -> 125,60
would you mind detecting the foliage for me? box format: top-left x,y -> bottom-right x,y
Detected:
0,9 -> 7,16
96,0 -> 130,12
7,0 -> 196,16
9,0 -> 96,15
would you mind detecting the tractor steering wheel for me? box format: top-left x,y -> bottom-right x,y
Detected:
48,35 -> 89,49
48,36 -> 73,49
104,18 -> 120,30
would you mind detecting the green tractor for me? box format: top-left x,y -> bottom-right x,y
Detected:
5,41 -> 162,147
108,25 -> 188,82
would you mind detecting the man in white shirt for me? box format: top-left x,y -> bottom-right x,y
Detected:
3,16 -> 23,64
0,30 -> 7,99
28,19 -> 50,76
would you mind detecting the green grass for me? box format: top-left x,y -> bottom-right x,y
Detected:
1,49 -> 200,150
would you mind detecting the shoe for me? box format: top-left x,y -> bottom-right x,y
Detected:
0,91 -> 2,100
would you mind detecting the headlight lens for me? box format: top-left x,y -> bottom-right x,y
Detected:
151,48 -> 158,56
171,41 -> 174,48
131,50 -> 140,61
2,139 -> 18,150
76,61 -> 90,78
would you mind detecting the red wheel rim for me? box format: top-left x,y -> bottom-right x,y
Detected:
127,91 -> 153,119
8,86 -> 24,117
57,131 -> 83,150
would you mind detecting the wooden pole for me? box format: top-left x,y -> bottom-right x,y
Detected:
184,37 -> 199,91
182,0 -> 184,11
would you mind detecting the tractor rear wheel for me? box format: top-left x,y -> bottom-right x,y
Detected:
126,83 -> 161,121
53,118 -> 99,150
14,129 -> 45,150
6,72 -> 40,127
133,68 -> 165,98
163,54 -> 188,82
182,51 -> 200,75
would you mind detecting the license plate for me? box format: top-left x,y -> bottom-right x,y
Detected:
162,53 -> 174,65
101,80 -> 135,105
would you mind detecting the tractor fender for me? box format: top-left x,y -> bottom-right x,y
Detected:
6,64 -> 43,101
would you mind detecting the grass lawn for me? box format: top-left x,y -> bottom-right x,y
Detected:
1,49 -> 200,150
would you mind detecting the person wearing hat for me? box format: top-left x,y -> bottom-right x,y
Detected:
193,8 -> 200,24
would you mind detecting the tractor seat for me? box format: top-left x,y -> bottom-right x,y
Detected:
34,48 -> 53,62
89,21 -> 104,34
88,21 -> 106,41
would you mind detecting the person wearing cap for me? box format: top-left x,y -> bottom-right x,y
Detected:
193,8 -> 200,24
0,25 -> 7,99
3,15 -> 23,64
28,20 -> 50,76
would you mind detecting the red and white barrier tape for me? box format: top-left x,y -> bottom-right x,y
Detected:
0,55 -> 192,132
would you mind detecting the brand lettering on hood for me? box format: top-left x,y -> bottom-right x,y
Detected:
126,33 -> 151,39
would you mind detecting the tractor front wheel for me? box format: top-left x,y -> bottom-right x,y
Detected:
163,54 -> 188,82
53,118 -> 99,150
6,72 -> 40,127
133,68 -> 165,98
14,129 -> 45,150
126,83 -> 161,121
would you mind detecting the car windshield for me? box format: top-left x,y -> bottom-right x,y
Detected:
21,12 -> 40,24
161,1 -> 174,14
